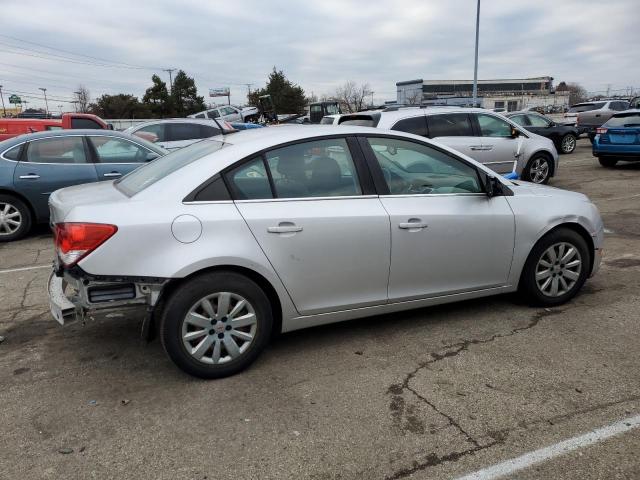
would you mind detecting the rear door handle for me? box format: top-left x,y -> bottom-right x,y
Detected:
103,172 -> 122,177
268,225 -> 303,234
470,145 -> 484,150
399,220 -> 428,230
19,174 -> 40,179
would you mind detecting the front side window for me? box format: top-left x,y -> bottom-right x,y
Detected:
135,123 -> 166,142
426,114 -> 473,137
265,138 -> 362,198
509,115 -> 529,127
527,114 -> 551,127
476,114 -> 513,137
89,136 -> 153,163
71,118 -> 102,129
207,110 -> 221,119
391,116 -> 428,137
25,136 -> 87,164
367,137 -> 482,195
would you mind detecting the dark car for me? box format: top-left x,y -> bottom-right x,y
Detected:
506,112 -> 579,154
592,109 -> 640,168
0,130 -> 167,241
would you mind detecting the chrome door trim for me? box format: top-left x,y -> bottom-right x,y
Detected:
234,194 -> 379,204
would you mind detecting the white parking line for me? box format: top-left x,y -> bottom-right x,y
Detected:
0,264 -> 51,275
454,415 -> 640,480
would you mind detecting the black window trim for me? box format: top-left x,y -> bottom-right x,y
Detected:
356,133 -> 494,196
426,112 -> 477,138
390,114 -> 429,138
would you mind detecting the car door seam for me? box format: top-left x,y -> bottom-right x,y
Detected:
375,196 -> 393,304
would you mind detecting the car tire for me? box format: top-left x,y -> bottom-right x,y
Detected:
523,154 -> 552,184
519,227 -> 590,307
598,158 -> 618,168
588,134 -> 595,144
0,194 -> 32,242
559,134 -> 577,154
160,271 -> 273,379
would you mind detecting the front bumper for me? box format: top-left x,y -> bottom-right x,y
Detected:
47,268 -> 167,325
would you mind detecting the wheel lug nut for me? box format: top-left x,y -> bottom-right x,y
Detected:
218,333 -> 224,339
209,329 -> 215,335
221,317 -> 227,322
225,325 -> 231,331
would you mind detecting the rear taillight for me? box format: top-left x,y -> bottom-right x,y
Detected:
54,223 -> 117,266
596,127 -> 608,135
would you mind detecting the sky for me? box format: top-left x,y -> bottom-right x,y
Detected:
1,0 -> 639,112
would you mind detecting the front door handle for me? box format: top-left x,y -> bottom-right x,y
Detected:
268,224 -> 303,234
399,219 -> 428,230
470,145 -> 484,150
103,172 -> 122,177
19,174 -> 40,179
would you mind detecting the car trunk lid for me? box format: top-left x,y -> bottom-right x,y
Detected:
49,180 -> 128,224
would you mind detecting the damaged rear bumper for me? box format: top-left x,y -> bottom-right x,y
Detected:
47,267 -> 168,325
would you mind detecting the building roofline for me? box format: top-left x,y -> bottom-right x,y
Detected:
396,79 -> 423,87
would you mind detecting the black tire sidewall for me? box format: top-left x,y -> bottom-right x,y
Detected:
0,194 -> 32,242
524,155 -> 551,184
160,271 -> 273,379
519,228 -> 590,307
560,134 -> 576,154
599,158 -> 618,168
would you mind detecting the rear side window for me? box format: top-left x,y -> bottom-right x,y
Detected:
71,118 -> 103,129
135,124 -> 166,142
338,115 -> 379,127
25,137 -> 87,164
207,110 -> 221,119
611,101 -> 629,111
200,124 -> 221,138
320,116 -> 335,125
391,116 -> 428,137
168,123 -> 202,141
426,114 -> 473,137
2,144 -> 22,160
226,156 -> 273,200
604,114 -> 640,127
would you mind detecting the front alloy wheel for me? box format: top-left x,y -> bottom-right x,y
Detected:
535,242 -> 582,297
525,156 -> 551,184
559,134 -> 577,154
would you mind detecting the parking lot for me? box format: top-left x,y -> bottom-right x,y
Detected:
1,138 -> 639,479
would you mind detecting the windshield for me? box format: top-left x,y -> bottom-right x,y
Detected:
568,102 -> 605,113
605,113 -> 640,128
115,139 -> 227,196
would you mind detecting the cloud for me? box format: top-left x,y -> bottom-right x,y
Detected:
1,0 -> 638,110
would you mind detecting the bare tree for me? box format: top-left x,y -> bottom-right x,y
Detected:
74,85 -> 91,113
333,81 -> 373,113
556,81 -> 587,105
405,90 -> 422,105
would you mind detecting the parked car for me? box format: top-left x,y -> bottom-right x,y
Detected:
188,105 -> 260,123
124,118 -> 234,150
0,130 -> 167,241
338,107 -> 559,184
229,122 -> 264,130
573,100 -> 630,141
0,113 -> 109,141
506,111 -> 579,154
48,126 -> 603,378
592,109 -> 640,167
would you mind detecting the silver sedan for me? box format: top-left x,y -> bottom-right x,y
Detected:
48,126 -> 604,378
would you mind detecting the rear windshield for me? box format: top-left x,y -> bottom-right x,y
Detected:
568,103 -> 605,113
604,113 -> 640,128
338,115 -> 378,127
115,139 -> 227,196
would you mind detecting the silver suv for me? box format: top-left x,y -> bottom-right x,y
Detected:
574,100 -> 630,141
338,107 -> 559,184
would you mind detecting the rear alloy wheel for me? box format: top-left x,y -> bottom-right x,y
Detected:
160,271 -> 273,378
559,134 -> 577,154
0,195 -> 32,242
598,158 -> 618,168
519,228 -> 590,306
524,155 -> 552,184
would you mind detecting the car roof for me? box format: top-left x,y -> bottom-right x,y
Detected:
127,118 -> 222,129
0,128 -> 166,152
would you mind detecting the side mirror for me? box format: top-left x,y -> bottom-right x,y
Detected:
483,173 -> 502,198
146,152 -> 159,162
510,126 -> 521,138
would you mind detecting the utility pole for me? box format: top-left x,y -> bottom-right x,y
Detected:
0,85 -> 6,117
472,0 -> 481,107
163,68 -> 176,93
39,87 -> 49,115
58,104 -> 63,114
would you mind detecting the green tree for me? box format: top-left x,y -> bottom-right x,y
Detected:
89,94 -> 151,119
143,74 -> 173,118
171,70 -> 206,116
248,68 -> 306,114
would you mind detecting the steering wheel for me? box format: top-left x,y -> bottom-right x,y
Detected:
404,180 -> 433,195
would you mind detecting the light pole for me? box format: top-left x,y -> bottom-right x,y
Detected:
39,87 -> 49,115
58,104 -> 63,114
472,0 -> 481,107
0,85 -> 6,117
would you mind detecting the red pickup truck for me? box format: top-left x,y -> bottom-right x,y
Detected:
0,113 -> 110,141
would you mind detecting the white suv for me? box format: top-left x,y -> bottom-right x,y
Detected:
339,107 -> 559,183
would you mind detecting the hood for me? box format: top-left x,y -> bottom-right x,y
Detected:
508,181 -> 590,202
48,180 -> 128,223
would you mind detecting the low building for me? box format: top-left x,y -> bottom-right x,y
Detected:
396,77 -> 570,112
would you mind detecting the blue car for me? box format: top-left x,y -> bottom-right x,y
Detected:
592,110 -> 640,168
0,130 -> 167,241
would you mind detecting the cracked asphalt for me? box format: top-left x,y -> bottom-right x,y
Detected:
1,139 -> 640,479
